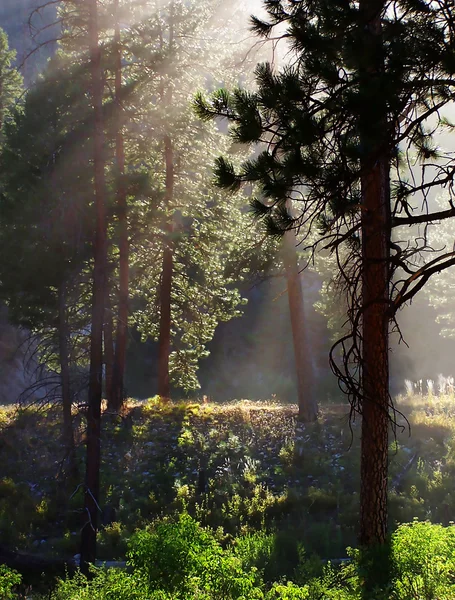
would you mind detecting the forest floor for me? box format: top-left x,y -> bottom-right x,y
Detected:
1,393 -> 455,566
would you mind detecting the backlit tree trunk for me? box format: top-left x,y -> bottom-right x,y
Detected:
157,134 -> 174,400
283,230 -> 317,422
358,0 -> 390,548
111,0 -> 128,412
104,293 -> 114,407
157,6 -> 174,401
58,282 -> 77,478
81,0 -> 107,574
360,157 -> 390,546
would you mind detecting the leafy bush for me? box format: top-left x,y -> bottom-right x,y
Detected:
51,568 -> 151,600
266,581 -> 310,599
0,564 -> 21,600
97,521 -> 129,560
128,512 -> 263,599
391,520 -> 455,599
233,531 -> 275,575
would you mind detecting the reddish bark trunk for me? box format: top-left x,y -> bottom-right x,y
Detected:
283,230 -> 317,422
360,157 -> 390,547
80,0 -> 107,574
111,0 -> 129,412
358,0 -> 390,548
157,135 -> 174,400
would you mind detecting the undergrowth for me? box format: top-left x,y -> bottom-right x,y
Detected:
1,394 -> 455,594
5,516 -> 455,599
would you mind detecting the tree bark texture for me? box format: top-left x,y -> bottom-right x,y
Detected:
358,0 -> 390,548
157,135 -> 174,400
81,0 -> 107,574
58,283 -> 77,477
360,157 -> 390,547
111,0 -> 129,412
283,231 -> 317,422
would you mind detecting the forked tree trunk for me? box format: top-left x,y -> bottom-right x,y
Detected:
58,283 -> 77,478
157,135 -> 174,400
358,0 -> 390,549
283,230 -> 317,422
81,0 -> 107,574
111,0 -> 129,412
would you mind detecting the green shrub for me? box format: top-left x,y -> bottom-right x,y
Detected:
233,531 -> 275,575
266,581 -> 310,599
391,520 -> 455,600
128,512 -> 263,599
51,568 -> 151,600
97,522 -> 129,560
0,564 -> 21,600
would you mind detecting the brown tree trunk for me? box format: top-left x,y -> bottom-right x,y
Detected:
80,0 -> 107,574
358,0 -> 390,549
104,292 -> 114,407
359,157 -> 390,547
283,230 -> 317,422
58,283 -> 77,478
157,135 -> 174,400
111,0 -> 129,412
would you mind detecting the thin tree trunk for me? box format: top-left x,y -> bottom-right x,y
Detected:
157,8 -> 175,401
283,230 -> 317,422
104,292 -> 114,407
358,0 -> 390,549
58,283 -> 77,477
111,0 -> 128,412
157,135 -> 174,400
81,0 -> 107,574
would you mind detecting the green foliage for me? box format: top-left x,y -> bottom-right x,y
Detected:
97,522 -> 129,560
113,0 -> 279,393
47,519 -> 455,600
0,28 -> 22,136
0,477 -> 46,546
266,581 -> 309,599
51,568 -> 150,600
5,397 -> 455,592
0,564 -> 21,600
128,512 -> 263,599
0,53 -> 93,382
391,521 -> 455,600
233,531 -> 275,575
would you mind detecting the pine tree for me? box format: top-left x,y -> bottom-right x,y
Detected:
112,0 -> 276,396
81,0 -> 108,573
110,0 -> 128,411
0,28 -> 22,134
196,0 -> 455,559
0,54 -> 92,475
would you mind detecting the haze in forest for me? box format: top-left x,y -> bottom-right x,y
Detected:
1,0 -> 455,404
3,0 -> 455,596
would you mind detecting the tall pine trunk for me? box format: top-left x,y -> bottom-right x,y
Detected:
81,0 -> 107,573
157,135 -> 174,400
111,0 -> 129,412
104,293 -> 114,407
58,283 -> 77,478
359,157 -> 390,546
283,230 -> 317,422
358,0 -> 390,548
